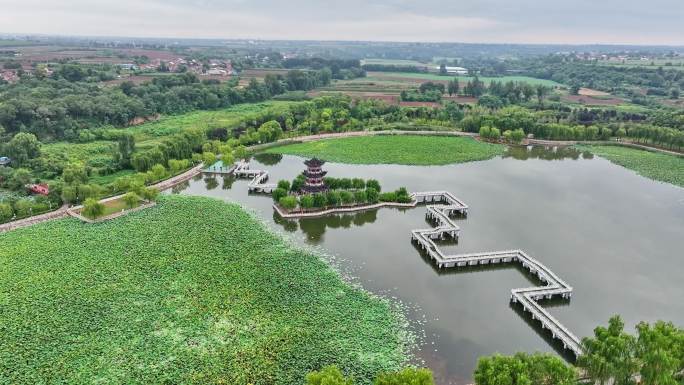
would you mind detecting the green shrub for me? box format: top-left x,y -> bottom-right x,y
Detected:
277,180 -> 291,191
352,178 -> 365,189
299,194 -> 314,209
150,164 -> 167,181
279,195 -> 297,210
379,192 -> 397,202
142,187 -> 159,201
366,179 -> 381,192
291,174 -> 306,192
13,199 -> 33,217
366,188 -> 379,204
374,367 -> 434,385
340,191 -> 354,205
168,159 -> 190,174
272,188 -> 288,203
326,191 -> 341,206
312,193 -> 327,208
353,190 -> 367,204
0,203 -> 14,222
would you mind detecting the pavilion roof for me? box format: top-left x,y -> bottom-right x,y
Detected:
304,158 -> 325,167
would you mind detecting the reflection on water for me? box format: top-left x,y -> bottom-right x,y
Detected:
171,180 -> 190,194
167,146 -> 684,384
275,209 -> 380,243
504,145 -> 594,161
253,152 -> 283,166
204,176 -> 219,190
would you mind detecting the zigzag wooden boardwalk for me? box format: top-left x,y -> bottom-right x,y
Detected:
410,191 -> 583,357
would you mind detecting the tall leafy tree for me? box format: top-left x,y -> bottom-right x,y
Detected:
3,132 -> 41,165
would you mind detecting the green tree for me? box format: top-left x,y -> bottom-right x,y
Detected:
474,352 -> 577,385
82,198 -> 105,219
366,188 -> 379,204
312,193 -> 327,208
340,191 -> 354,205
326,191 -> 341,206
277,180 -> 291,191
353,190 -> 367,204
122,192 -> 140,209
447,79 -> 460,96
233,145 -> 248,160
578,316 -> 638,385
375,367 -> 434,385
150,164 -> 167,181
61,185 -> 78,204
351,178 -> 365,189
636,321 -> 684,385
141,187 -> 159,201
306,365 -> 354,385
7,168 -> 32,190
202,152 -> 217,166
300,194 -> 314,209
272,187 -> 287,203
62,163 -> 89,185
365,179 -> 381,192
511,128 -> 526,143
4,133 -> 41,165
279,195 -> 297,210
115,133 -> 136,167
439,63 -> 448,76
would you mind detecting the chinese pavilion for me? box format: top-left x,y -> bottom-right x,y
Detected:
302,158 -> 328,193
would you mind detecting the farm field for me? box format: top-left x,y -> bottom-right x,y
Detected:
129,101 -> 300,145
265,135 -> 504,165
579,145 -> 684,188
361,58 -> 433,66
368,72 -> 563,87
0,195 -> 409,384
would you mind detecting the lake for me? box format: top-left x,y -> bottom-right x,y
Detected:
169,146 -> 684,384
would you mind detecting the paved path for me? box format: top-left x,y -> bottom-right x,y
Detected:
0,204 -> 70,233
0,164 -> 203,234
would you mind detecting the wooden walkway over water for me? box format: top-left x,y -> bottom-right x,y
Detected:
410,191 -> 583,357
232,161 -> 277,193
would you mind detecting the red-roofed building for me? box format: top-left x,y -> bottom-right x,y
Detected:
28,183 -> 49,196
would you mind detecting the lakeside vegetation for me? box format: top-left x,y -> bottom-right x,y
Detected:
265,135 -> 505,165
0,195 -> 410,384
579,144 -> 684,188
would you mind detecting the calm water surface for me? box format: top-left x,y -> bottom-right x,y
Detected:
169,147 -> 684,384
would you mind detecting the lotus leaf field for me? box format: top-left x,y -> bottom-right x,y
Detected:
265,135 -> 505,165
580,145 -> 684,188
0,195 -> 410,384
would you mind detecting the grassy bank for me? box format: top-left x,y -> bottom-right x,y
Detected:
579,145 -> 684,188
265,135 -> 505,165
0,195 -> 409,384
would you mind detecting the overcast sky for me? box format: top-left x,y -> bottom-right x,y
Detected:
1,0 -> 683,45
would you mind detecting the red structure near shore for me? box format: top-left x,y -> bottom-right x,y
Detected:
302,158 -> 328,193
28,183 -> 50,196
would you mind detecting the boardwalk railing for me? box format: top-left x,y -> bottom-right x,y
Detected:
410,192 -> 583,357
233,160 -> 277,193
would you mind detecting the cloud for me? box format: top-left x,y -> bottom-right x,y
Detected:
0,0 -> 682,45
